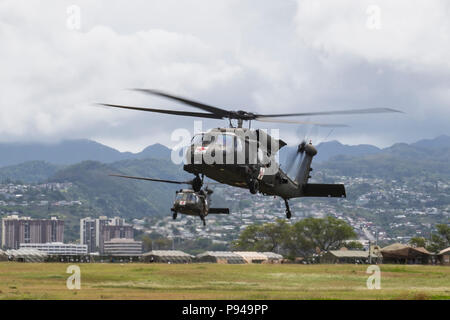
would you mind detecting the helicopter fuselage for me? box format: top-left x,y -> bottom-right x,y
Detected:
183,127 -> 306,199
171,188 -> 230,225
172,189 -> 209,217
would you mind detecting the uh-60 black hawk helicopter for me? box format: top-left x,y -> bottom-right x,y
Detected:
101,89 -> 401,221
109,173 -> 229,226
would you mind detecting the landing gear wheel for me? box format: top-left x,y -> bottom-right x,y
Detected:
249,179 -> 259,194
200,216 -> 206,226
172,212 -> 177,220
284,199 -> 292,219
285,209 -> 291,219
192,175 -> 202,192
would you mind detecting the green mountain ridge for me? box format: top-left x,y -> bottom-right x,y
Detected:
316,146 -> 450,180
0,161 -> 63,183
0,135 -> 448,243
0,139 -> 172,167
49,159 -> 188,219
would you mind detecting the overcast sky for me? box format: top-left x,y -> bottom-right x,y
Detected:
1,0 -> 449,152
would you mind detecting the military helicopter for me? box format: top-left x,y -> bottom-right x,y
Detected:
109,174 -> 228,225
100,89 -> 401,219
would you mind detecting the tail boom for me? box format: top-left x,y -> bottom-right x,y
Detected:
294,142 -> 346,198
295,142 -> 317,185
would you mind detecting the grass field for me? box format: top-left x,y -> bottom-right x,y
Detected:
0,262 -> 449,300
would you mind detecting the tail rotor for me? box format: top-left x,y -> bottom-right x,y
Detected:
285,140 -> 307,178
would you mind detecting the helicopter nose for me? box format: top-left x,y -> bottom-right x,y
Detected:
186,144 -> 231,165
186,145 -> 208,164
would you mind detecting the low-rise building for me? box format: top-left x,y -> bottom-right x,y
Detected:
321,249 -> 380,264
195,251 -> 246,264
103,238 -> 142,256
143,250 -> 192,263
381,243 -> 431,264
437,247 -> 450,265
5,248 -> 48,262
20,242 -> 87,256
261,252 -> 284,263
234,251 -> 269,264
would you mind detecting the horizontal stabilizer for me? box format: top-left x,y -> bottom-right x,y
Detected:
208,208 -> 230,214
303,184 -> 346,198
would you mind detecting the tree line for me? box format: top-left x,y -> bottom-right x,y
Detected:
232,216 -> 361,259
409,224 -> 450,253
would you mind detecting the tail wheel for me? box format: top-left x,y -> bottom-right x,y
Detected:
172,212 -> 177,220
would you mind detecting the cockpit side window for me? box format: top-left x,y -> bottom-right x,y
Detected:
192,134 -> 204,146
204,135 -> 215,145
186,193 -> 196,202
257,148 -> 264,163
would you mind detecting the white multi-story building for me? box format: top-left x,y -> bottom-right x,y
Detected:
20,242 -> 87,255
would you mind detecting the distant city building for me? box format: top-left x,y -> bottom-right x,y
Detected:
103,238 -> 142,256
20,242 -> 87,256
1,215 -> 64,249
80,216 -> 134,254
80,217 -> 98,253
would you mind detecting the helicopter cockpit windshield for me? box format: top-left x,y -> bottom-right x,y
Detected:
192,133 -> 215,146
175,192 -> 199,204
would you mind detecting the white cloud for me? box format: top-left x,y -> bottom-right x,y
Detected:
0,1 -> 243,148
0,0 -> 448,151
295,0 -> 450,72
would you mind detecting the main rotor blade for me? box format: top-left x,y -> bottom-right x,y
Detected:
97,103 -> 222,119
132,89 -> 231,118
109,174 -> 193,185
257,107 -> 403,118
256,118 -> 349,127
